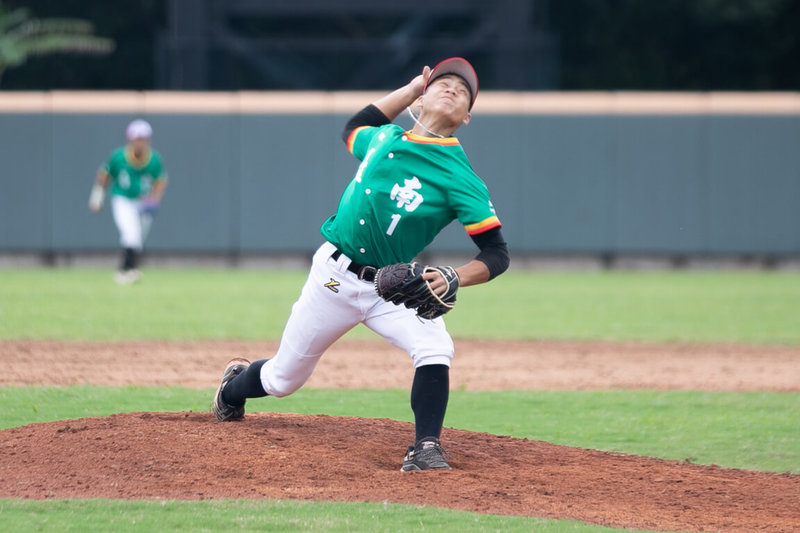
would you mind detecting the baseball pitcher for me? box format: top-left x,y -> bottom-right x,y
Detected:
212,58 -> 509,471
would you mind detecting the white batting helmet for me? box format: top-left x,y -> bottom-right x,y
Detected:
126,119 -> 152,141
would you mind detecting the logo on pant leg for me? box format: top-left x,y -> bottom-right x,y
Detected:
324,278 -> 340,293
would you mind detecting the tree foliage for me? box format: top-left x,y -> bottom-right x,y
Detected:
0,1 -> 114,85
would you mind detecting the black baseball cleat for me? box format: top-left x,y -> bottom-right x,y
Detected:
212,358 -> 250,421
400,437 -> 451,471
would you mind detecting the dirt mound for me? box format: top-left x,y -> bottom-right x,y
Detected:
4,339 -> 799,391
2,339 -> 799,532
1,411 -> 798,532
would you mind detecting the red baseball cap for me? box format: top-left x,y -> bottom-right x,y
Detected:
424,57 -> 479,109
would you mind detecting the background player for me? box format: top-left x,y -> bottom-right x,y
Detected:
89,119 -> 168,284
212,58 -> 509,470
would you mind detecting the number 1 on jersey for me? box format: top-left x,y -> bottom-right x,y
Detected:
386,213 -> 401,236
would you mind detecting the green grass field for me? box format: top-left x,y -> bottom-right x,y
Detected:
1,267 -> 798,532
3,268 -> 800,343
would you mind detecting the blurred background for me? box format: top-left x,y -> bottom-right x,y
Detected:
2,0 -> 798,91
1,0 -> 799,268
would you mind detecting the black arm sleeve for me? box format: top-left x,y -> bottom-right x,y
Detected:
470,227 -> 510,281
341,105 -> 392,143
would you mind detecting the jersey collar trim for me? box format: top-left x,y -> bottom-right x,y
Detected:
124,147 -> 153,168
404,131 -> 461,146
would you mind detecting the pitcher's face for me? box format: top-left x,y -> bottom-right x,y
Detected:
419,74 -> 472,126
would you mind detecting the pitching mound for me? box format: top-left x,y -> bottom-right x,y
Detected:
1,339 -> 799,532
2,411 -> 799,532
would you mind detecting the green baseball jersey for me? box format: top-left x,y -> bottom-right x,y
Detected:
321,124 -> 501,267
101,147 -> 167,199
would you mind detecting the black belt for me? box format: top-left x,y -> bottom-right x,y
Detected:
331,249 -> 377,282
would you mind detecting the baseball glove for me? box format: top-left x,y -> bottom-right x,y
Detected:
374,262 -> 459,319
139,197 -> 159,216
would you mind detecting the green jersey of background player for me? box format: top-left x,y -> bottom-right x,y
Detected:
212,58 -> 510,472
102,145 -> 166,200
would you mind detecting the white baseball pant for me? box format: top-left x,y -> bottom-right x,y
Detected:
259,241 -> 455,397
111,195 -> 150,250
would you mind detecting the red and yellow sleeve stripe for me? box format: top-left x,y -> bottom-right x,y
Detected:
346,126 -> 369,154
464,216 -> 502,236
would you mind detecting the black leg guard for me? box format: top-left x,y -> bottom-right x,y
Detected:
410,364 -> 450,443
222,359 -> 269,406
121,248 -> 137,271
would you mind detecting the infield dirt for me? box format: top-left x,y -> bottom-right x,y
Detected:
2,339 -> 799,532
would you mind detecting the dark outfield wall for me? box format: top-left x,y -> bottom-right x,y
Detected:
1,92 -> 798,258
